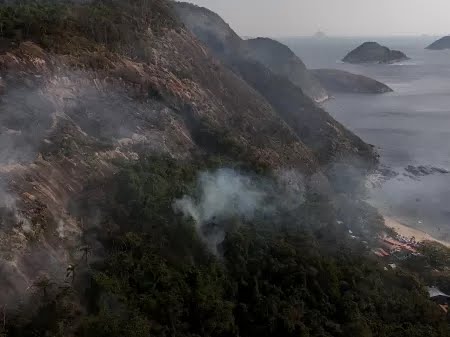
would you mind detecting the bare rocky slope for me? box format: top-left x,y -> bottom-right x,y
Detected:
0,0 -> 378,301
0,0 -> 324,300
173,2 -> 377,167
172,2 -> 328,102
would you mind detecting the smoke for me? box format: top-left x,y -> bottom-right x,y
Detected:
174,168 -> 266,225
0,86 -> 54,165
274,168 -> 306,210
174,168 -> 306,253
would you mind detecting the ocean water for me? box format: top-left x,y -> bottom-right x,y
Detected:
282,36 -> 450,239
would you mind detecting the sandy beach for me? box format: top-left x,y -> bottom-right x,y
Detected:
384,216 -> 450,248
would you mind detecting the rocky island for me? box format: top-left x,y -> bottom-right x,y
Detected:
342,42 -> 409,64
426,36 -> 450,50
311,69 -> 393,94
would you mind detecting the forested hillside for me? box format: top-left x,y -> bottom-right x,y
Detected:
0,1 -> 449,337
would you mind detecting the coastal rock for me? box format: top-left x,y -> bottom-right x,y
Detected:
405,165 -> 450,177
367,165 -> 399,188
311,69 -> 393,94
342,42 -> 409,64
426,36 -> 450,50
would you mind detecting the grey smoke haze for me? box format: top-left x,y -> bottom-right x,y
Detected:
182,0 -> 450,37
284,35 -> 450,240
174,168 -> 306,252
0,87 -> 54,164
0,69 -> 155,303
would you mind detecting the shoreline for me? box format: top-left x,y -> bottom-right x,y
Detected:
383,216 -> 450,248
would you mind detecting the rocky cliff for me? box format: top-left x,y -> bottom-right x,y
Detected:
311,69 -> 393,94
173,2 -> 377,167
343,42 -> 409,64
426,36 -> 450,50
173,3 -> 328,103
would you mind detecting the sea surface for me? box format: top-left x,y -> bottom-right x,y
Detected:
282,36 -> 450,240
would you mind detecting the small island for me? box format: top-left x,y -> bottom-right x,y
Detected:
311,69 -> 393,94
342,42 -> 409,64
313,31 -> 327,39
426,36 -> 450,50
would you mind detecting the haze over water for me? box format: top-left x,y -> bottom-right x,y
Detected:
283,36 -> 450,240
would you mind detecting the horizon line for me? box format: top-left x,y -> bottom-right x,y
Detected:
242,34 -> 443,39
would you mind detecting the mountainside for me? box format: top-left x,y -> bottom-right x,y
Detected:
343,42 -> 409,64
0,1 -> 450,337
312,69 -> 393,94
173,2 -> 377,167
173,3 -> 328,103
171,1 -> 244,56
0,0 -> 325,303
245,37 -> 329,102
0,0 -> 374,303
426,36 -> 450,50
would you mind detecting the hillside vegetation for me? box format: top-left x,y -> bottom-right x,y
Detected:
2,156 -> 450,337
0,1 -> 450,337
0,0 -> 177,56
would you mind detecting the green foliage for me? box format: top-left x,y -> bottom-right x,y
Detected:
420,242 -> 450,270
0,2 -> 62,37
222,228 -> 448,337
79,232 -> 235,337
3,156 -> 450,337
111,156 -> 198,231
0,0 -> 178,58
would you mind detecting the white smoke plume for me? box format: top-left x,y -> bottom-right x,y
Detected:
174,168 -> 266,224
174,168 -> 306,253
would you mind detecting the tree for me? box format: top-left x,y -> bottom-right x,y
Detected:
79,245 -> 93,265
30,276 -> 55,298
66,264 -> 77,284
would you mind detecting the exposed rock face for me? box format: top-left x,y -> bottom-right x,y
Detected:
173,3 -> 329,103
311,69 -> 393,94
227,58 -> 377,165
0,3 -> 325,300
174,2 -> 378,167
426,36 -> 450,50
343,42 -> 409,64
244,38 -> 329,102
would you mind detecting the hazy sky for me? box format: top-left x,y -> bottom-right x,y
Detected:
183,0 -> 450,37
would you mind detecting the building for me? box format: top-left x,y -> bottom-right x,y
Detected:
428,286 -> 450,313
